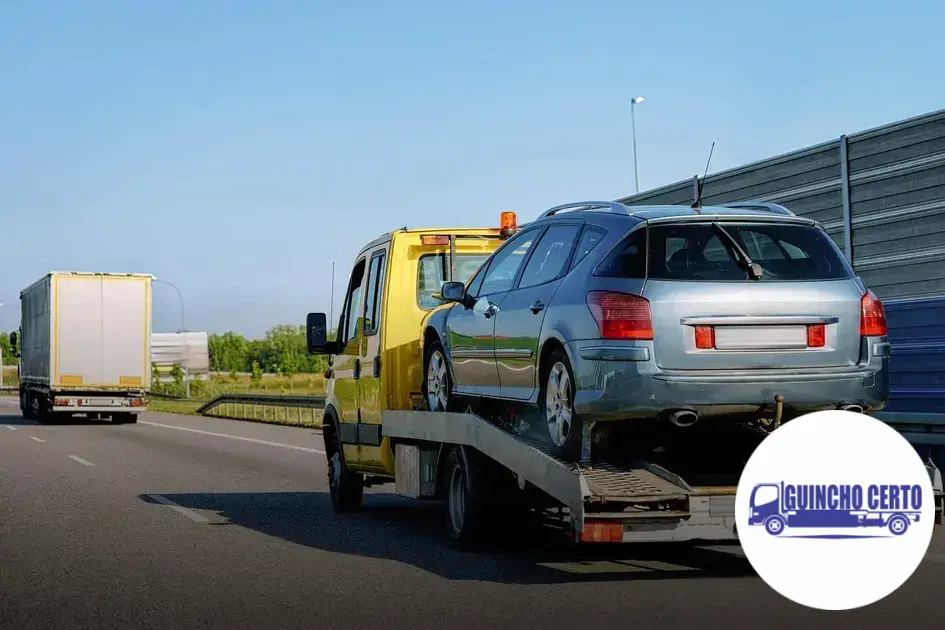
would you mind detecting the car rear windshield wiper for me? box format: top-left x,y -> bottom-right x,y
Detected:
711,222 -> 764,280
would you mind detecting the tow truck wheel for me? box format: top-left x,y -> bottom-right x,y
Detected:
888,514 -> 910,536
424,341 -> 453,412
539,350 -> 582,461
445,446 -> 489,547
325,415 -> 363,512
764,515 -> 786,536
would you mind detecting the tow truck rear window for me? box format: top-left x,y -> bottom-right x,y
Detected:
418,253 -> 491,309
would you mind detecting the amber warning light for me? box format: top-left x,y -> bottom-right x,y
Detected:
421,235 -> 450,245
500,211 -> 517,235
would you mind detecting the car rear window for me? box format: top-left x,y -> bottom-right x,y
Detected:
647,222 -> 851,282
418,253 -> 491,309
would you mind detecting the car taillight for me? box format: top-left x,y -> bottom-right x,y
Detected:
860,290 -> 887,337
807,324 -> 825,348
586,291 -> 653,340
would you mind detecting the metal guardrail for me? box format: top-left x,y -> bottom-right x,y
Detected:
196,393 -> 326,425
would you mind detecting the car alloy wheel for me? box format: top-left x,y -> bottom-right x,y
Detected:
426,348 -> 450,412
545,361 -> 574,447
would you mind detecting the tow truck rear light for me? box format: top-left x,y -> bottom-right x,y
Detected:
694,325 -> 715,349
580,521 -> 624,543
500,211 -> 517,235
807,324 -> 826,348
586,291 -> 653,340
860,290 -> 887,337
421,235 -> 450,246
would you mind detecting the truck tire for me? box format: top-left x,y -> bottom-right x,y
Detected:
325,414 -> 363,512
444,446 -> 494,548
113,413 -> 137,425
538,349 -> 583,461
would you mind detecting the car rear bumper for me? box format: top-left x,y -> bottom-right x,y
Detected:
565,339 -> 890,420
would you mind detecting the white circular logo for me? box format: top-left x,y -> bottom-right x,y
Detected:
735,409 -> 935,611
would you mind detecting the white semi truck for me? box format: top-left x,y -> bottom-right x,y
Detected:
11,271 -> 154,424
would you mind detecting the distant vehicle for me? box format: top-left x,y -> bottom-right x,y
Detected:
420,200 -> 892,460
11,271 -> 153,424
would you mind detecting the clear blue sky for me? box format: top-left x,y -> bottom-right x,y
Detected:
2,0 -> 943,338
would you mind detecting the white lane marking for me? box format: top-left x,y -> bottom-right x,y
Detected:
147,494 -> 211,523
6,425 -> 16,430
139,420 -> 325,454
29,436 -> 45,443
68,455 -> 94,467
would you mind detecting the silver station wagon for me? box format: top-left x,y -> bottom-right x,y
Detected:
421,201 -> 890,460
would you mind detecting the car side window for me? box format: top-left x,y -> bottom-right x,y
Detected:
569,225 -> 607,272
518,224 -> 582,289
341,258 -> 367,348
595,228 -> 646,279
478,229 -> 540,295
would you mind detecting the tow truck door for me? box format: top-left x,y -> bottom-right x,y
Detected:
355,245 -> 389,469
333,256 -> 368,467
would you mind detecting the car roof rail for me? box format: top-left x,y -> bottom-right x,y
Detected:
718,201 -> 796,216
540,201 -> 634,218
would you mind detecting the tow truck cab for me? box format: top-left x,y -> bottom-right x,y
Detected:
306,215 -> 517,478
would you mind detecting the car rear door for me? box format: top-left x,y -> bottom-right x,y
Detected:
631,218 -> 865,371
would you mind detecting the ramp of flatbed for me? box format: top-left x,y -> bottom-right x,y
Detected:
382,410 -> 692,523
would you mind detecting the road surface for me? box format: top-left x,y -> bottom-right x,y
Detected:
1,396 -> 943,629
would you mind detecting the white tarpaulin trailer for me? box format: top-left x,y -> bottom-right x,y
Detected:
15,271 -> 153,423
151,332 -> 210,373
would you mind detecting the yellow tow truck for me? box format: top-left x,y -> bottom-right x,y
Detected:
306,211 -> 742,547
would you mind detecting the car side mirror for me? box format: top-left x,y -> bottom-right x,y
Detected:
441,281 -> 466,303
305,312 -> 337,355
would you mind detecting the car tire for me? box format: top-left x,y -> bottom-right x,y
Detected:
424,339 -> 454,412
539,348 -> 583,461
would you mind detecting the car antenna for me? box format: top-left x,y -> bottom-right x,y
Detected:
690,141 -> 716,211
328,261 -> 335,341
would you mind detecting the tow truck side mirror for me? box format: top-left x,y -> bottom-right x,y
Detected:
441,282 -> 466,303
8,331 -> 19,358
305,313 -> 337,355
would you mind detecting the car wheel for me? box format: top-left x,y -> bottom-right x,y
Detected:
424,340 -> 453,412
540,349 -> 582,460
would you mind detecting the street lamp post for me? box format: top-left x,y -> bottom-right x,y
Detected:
153,278 -> 189,398
631,96 -> 645,194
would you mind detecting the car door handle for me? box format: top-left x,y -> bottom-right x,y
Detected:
483,304 -> 498,319
529,300 -> 545,314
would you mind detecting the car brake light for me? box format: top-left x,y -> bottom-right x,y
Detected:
586,291 -> 653,340
421,235 -> 450,246
807,324 -> 825,348
860,291 -> 887,337
694,325 -> 715,349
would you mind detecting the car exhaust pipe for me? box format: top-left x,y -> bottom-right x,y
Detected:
840,404 -> 864,414
668,410 -> 699,428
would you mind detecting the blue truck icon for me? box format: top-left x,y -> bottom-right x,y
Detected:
748,482 -> 923,537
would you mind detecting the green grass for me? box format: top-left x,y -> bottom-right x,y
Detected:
148,398 -> 324,428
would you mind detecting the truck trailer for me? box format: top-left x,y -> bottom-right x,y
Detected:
11,271 -> 153,424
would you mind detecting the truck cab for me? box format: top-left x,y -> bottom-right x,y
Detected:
305,216 -> 516,508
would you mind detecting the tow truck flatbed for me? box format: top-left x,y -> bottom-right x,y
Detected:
383,409 -> 741,543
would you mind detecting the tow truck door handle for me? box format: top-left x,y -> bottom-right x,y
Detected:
353,358 -> 361,379
529,300 -> 545,314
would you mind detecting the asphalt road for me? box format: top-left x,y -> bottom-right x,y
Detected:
2,396 -> 944,629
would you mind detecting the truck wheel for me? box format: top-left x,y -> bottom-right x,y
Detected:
445,446 -> 492,548
424,340 -> 454,412
326,416 -> 363,512
113,413 -> 137,425
539,349 -> 582,461
888,514 -> 910,536
764,515 -> 786,536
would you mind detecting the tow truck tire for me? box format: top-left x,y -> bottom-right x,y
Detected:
445,446 -> 491,548
325,414 -> 363,512
888,514 -> 910,536
538,349 -> 582,461
764,515 -> 786,536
